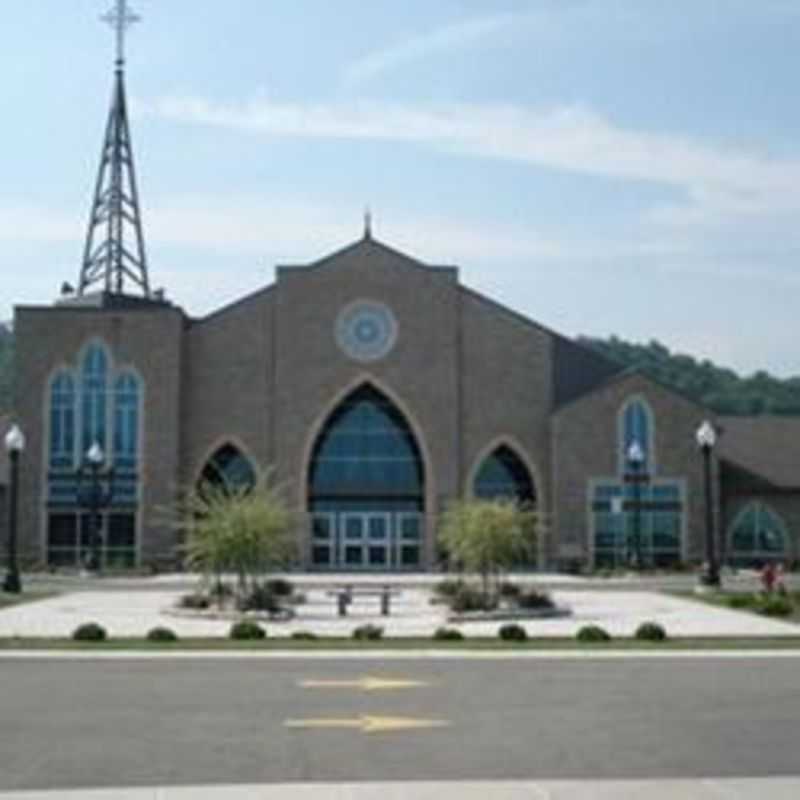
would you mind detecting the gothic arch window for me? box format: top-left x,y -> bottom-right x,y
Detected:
81,342 -> 109,453
729,502 -> 788,566
49,371 -> 76,469
307,384 -> 425,570
620,397 -> 654,472
473,446 -> 536,505
200,444 -> 257,495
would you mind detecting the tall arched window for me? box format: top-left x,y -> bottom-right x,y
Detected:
473,445 -> 535,504
729,502 -> 788,566
621,397 -> 653,471
200,444 -> 256,494
49,371 -> 76,469
113,372 -> 140,470
81,343 -> 108,453
308,384 -> 425,570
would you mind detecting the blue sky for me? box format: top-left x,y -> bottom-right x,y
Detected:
2,1 -> 799,376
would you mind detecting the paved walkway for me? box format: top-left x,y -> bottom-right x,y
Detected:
1,779 -> 800,799
0,586 -> 797,638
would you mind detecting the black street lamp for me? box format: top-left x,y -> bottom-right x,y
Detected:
77,442 -> 114,573
696,420 -> 720,588
625,440 -> 648,569
3,424 -> 25,594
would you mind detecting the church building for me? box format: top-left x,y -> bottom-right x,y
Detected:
4,5 -> 800,574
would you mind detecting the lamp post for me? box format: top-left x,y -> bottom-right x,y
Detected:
3,424 -> 25,594
696,420 -> 720,588
77,442 -> 114,573
625,440 -> 647,570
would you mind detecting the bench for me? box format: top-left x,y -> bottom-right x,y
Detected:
326,585 -> 402,617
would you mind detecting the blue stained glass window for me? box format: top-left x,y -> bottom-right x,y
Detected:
474,446 -> 536,504
200,444 -> 256,494
730,503 -> 787,567
50,371 -> 76,469
309,386 -> 424,503
114,373 -> 140,469
622,399 -> 652,470
81,344 -> 108,453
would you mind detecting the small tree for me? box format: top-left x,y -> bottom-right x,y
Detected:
173,471 -> 297,603
439,498 -> 536,602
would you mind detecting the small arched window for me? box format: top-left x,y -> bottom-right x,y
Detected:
81,343 -> 108,453
473,446 -> 535,504
113,372 -> 140,469
49,371 -> 76,469
621,398 -> 653,472
200,444 -> 256,495
730,502 -> 788,566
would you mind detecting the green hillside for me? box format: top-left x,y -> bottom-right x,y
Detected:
579,336 -> 800,416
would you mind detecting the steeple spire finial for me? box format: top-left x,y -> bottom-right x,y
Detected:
78,1 -> 150,298
364,207 -> 372,240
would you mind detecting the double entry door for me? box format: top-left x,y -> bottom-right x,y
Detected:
311,511 -> 423,570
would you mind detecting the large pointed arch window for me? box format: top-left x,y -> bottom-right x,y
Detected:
621,397 -> 653,471
200,444 -> 257,495
473,446 -> 535,505
308,385 -> 425,570
113,372 -> 140,470
729,502 -> 788,567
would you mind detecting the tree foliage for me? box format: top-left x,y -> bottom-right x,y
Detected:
580,335 -> 800,416
439,499 -> 537,600
171,471 -> 297,602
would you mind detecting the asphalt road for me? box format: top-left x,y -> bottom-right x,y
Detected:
1,656 -> 798,791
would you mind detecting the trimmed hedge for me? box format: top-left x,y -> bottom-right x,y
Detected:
229,620 -> 266,640
576,625 -> 611,643
433,627 -> 465,641
498,623 -> 527,642
72,622 -> 107,642
634,622 -> 668,642
352,624 -> 384,641
291,631 -> 318,640
146,627 -> 178,642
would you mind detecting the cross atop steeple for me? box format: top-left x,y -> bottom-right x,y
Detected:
100,0 -> 141,68
78,1 -> 150,298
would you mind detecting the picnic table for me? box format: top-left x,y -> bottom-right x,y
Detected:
326,584 -> 402,617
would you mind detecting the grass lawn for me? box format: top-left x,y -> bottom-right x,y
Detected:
1,635 -> 800,651
671,589 -> 800,624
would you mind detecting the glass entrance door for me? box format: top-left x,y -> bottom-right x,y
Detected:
340,513 -> 392,569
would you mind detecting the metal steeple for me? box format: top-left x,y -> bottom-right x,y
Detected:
78,0 -> 150,297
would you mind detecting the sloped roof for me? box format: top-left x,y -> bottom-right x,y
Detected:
718,416 -> 800,489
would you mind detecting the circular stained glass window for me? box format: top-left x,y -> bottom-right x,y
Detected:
336,300 -> 398,362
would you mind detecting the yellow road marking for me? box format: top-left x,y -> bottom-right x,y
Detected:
298,675 -> 430,692
285,715 -> 450,734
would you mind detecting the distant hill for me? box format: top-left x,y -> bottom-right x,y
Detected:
0,327 -> 798,416
579,336 -> 800,416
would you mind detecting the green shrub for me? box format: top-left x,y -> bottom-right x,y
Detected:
72,622 -> 107,642
498,623 -> 527,642
433,627 -> 465,641
291,630 -> 318,641
433,579 -> 466,599
229,620 -> 266,640
635,622 -> 668,642
726,594 -> 758,609
208,582 -> 233,601
450,585 -> 496,613
758,597 -> 794,617
498,581 -> 522,599
237,584 -> 280,613
576,625 -> 611,643
178,593 -> 210,610
516,589 -> 555,610
264,578 -> 294,597
146,627 -> 178,642
352,624 -> 384,641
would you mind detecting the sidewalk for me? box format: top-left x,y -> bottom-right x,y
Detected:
2,778 -> 800,799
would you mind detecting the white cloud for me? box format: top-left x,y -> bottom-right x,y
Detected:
141,95 -> 800,225
341,13 -> 522,88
